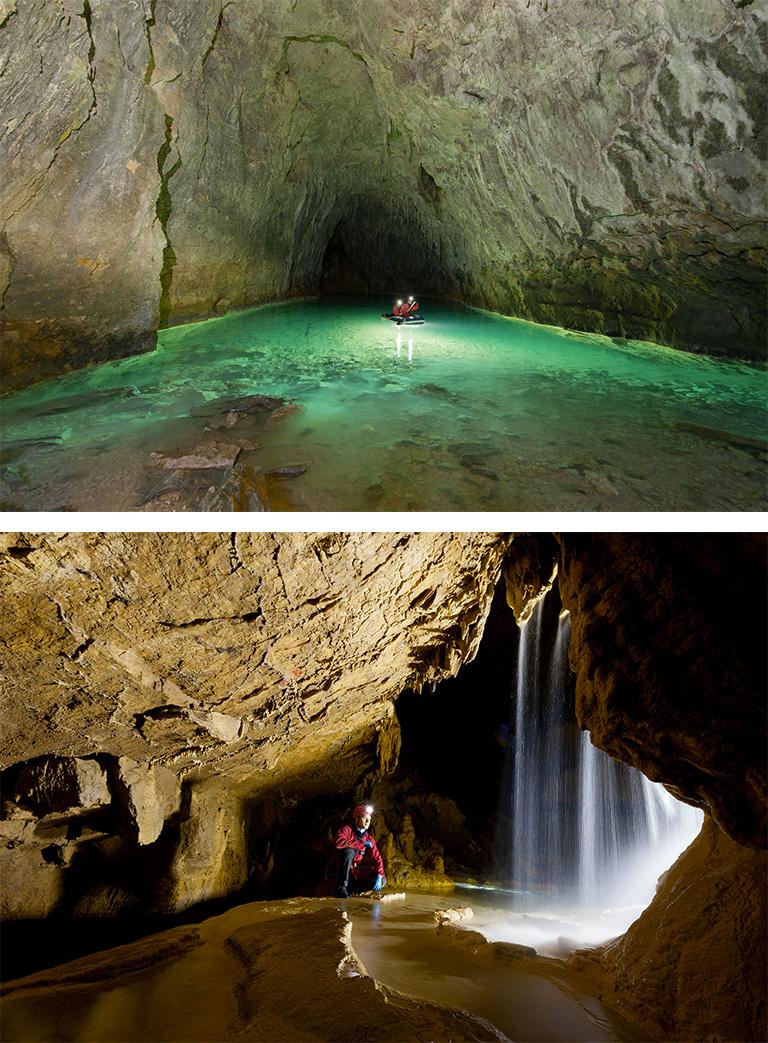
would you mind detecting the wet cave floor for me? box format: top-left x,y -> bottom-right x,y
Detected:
0,893 -> 646,1043
2,296 -> 766,512
347,893 -> 644,1043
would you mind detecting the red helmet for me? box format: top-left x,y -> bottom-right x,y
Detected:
353,803 -> 374,818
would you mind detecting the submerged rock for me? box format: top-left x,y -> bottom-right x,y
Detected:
675,421 -> 768,456
18,388 -> 139,418
265,404 -> 302,429
265,465 -> 307,478
222,394 -> 286,414
0,437 -> 62,466
416,383 -> 458,401
150,443 -> 241,469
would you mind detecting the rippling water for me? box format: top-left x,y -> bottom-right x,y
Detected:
2,296 -> 765,511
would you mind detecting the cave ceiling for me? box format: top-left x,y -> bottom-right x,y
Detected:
0,532 -> 511,792
1,0 -> 765,387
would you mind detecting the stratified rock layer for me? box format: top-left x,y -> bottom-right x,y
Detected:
0,532 -> 510,915
0,532 -> 508,776
2,0 -> 766,388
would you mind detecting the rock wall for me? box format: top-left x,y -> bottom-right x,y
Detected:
2,0 -> 765,389
0,531 -> 510,915
556,532 -> 767,850
578,817 -> 768,1042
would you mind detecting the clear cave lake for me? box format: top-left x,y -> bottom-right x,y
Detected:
2,296 -> 766,512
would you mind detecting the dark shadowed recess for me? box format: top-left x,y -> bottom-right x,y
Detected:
258,580 -> 552,893
318,204 -> 455,298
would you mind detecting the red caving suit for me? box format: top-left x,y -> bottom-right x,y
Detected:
334,824 -> 385,883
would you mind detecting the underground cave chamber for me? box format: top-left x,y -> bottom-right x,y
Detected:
0,532 -> 765,1042
2,1 -> 766,512
1,578 -> 706,1043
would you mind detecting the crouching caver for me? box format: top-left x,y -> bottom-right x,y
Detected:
333,803 -> 386,898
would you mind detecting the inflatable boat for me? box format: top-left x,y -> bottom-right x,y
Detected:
382,313 -> 425,326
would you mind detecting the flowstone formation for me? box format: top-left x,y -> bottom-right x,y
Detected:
1,0 -> 766,388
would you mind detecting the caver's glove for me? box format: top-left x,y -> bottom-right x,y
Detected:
363,839 -> 373,848
373,874 -> 385,891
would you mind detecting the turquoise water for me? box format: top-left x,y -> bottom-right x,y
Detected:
1,296 -> 766,511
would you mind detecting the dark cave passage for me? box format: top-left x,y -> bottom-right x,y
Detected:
317,201 -> 454,298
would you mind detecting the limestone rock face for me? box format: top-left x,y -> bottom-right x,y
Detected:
1,0 -> 165,387
556,533 -> 767,849
2,1 -> 765,389
0,532 -> 510,913
502,532 -> 558,622
587,817 -> 768,1042
116,757 -> 180,846
0,532 -> 509,778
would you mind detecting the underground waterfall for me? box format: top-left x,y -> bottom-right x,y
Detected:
471,589 -> 704,955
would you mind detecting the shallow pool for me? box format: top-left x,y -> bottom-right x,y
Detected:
2,296 -> 766,511
348,893 -> 645,1042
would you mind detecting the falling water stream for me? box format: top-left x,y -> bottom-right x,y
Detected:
474,591 -> 703,955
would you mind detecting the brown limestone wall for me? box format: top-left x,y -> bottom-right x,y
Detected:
578,817 -> 768,1042
556,532 -> 767,849
2,0 -> 765,390
0,532 -> 511,915
0,532 -> 510,777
